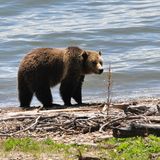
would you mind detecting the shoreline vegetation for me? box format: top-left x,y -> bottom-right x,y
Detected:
0,135 -> 160,160
0,97 -> 160,160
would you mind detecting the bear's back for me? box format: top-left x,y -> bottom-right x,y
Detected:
18,48 -> 68,85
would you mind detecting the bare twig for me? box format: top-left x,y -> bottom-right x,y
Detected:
99,115 -> 150,132
106,64 -> 112,115
99,116 -> 126,132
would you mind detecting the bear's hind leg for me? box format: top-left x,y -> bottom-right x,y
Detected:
35,84 -> 53,107
18,84 -> 33,108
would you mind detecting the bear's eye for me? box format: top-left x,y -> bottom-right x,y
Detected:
100,61 -> 103,66
92,61 -> 97,65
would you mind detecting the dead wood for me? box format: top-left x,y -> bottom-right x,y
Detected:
113,123 -> 160,138
77,149 -> 100,160
124,106 -> 149,115
112,126 -> 147,138
131,123 -> 160,136
0,101 -> 160,139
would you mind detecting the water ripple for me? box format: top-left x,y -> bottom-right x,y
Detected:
0,0 -> 160,106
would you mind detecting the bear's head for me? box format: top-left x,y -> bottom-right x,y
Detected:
82,50 -> 103,75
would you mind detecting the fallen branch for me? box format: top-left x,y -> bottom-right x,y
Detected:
99,115 -> 150,132
0,115 -> 38,122
77,149 -> 100,160
0,116 -> 41,137
113,123 -> 160,138
131,123 -> 160,136
99,116 -> 126,132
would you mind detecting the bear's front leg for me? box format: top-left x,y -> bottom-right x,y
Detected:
72,75 -> 85,104
60,78 -> 78,106
35,83 -> 53,107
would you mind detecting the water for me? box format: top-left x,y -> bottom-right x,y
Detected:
0,0 -> 160,106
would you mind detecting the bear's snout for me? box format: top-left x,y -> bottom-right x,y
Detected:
98,68 -> 103,74
96,62 -> 103,74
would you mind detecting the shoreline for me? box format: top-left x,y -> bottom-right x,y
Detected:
0,96 -> 160,110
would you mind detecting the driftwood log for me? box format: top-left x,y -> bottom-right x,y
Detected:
112,103 -> 160,137
113,123 -> 160,138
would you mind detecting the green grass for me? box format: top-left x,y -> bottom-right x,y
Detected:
0,137 -> 87,159
99,135 -> 160,160
0,135 -> 160,160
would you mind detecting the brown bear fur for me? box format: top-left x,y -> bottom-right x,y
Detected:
18,46 -> 103,107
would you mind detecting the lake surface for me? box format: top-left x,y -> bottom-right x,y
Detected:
0,0 -> 160,106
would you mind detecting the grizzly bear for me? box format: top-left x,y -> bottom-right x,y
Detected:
18,46 -> 103,108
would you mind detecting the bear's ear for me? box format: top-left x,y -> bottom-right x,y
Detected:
82,51 -> 88,61
99,51 -> 102,56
